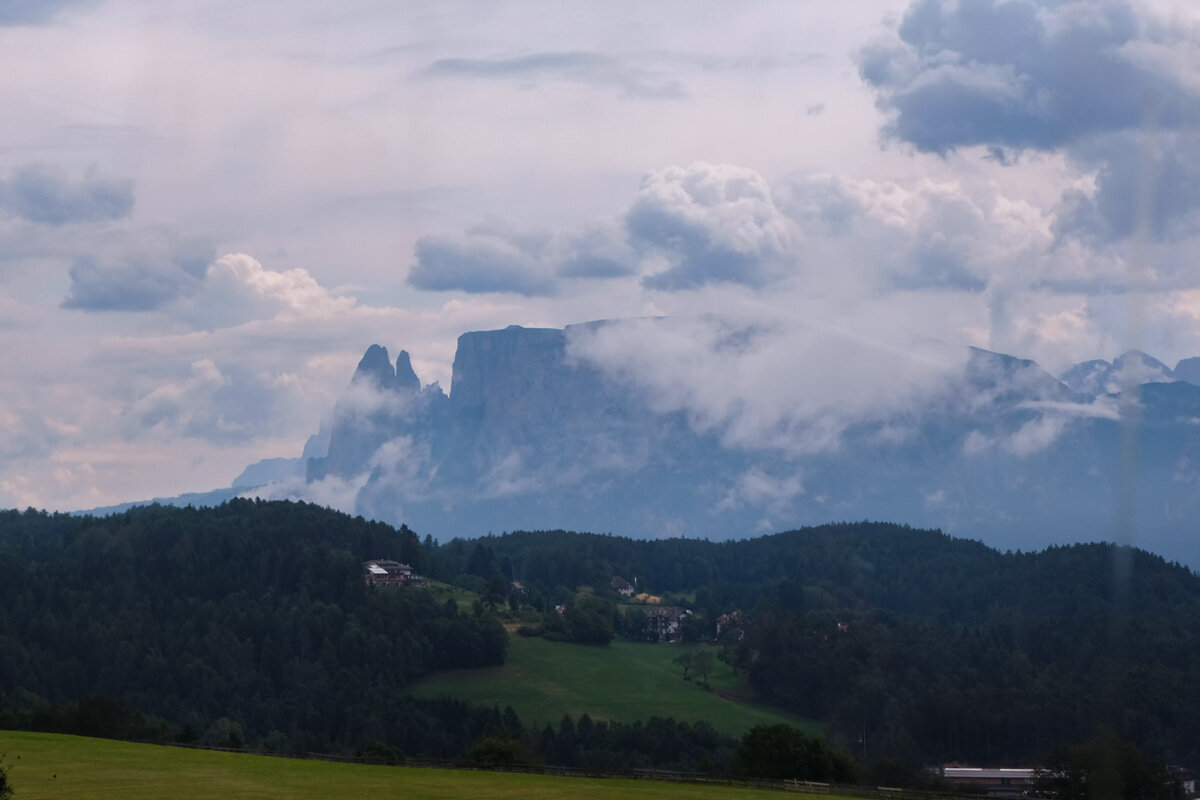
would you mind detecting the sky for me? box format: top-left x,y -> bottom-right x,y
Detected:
3,0 -> 1200,512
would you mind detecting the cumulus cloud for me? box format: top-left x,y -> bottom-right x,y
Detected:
408,163 -> 799,296
61,235 -> 213,311
777,171 -> 1050,291
407,218 -> 635,296
628,163 -> 797,290
860,0 -> 1200,243
860,0 -> 1200,153
423,51 -> 686,99
181,253 -> 356,329
408,224 -> 559,296
0,163 -> 133,225
66,249 -> 355,327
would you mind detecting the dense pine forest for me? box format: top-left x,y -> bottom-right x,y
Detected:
1,501 -> 1198,781
0,501 -> 506,753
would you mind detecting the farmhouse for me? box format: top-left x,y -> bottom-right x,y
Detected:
363,560 -> 422,586
610,576 -> 635,597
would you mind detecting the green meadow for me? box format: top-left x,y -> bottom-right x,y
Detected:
407,636 -> 816,736
0,730 -> 819,800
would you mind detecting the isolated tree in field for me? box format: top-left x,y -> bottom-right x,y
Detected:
673,652 -> 695,679
692,650 -> 714,688
718,644 -> 749,677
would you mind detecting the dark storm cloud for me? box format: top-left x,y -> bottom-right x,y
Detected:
0,163 -> 134,225
859,0 -> 1200,154
860,0 -> 1200,243
407,229 -> 557,297
61,238 -> 214,311
423,51 -> 686,99
1055,132 -> 1200,242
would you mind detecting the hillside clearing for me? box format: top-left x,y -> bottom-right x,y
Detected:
406,636 -> 816,736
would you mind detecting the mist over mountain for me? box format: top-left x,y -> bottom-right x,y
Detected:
88,318 -> 1200,569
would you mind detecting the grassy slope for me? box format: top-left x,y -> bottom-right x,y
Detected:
407,636 -> 816,736
0,730 -> 817,800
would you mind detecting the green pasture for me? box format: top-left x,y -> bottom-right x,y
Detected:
407,636 -> 817,736
0,730 -> 821,800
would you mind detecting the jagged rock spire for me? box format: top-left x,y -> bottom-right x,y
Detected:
352,344 -> 395,389
395,350 -> 420,392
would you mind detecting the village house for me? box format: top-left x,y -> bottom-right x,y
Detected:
716,610 -> 748,640
363,560 -> 423,587
610,576 -> 635,597
645,606 -> 689,642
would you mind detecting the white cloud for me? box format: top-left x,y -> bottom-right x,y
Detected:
567,312 -> 968,457
628,162 -> 797,289
717,468 -> 806,515
1003,415 -> 1068,457
174,254 -> 356,329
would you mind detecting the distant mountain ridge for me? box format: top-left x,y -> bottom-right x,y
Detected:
79,320 -> 1200,569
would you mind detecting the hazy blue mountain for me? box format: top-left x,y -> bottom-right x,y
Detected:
82,320 -> 1200,569
1061,349 -> 1176,397
1175,356 -> 1200,386
1060,358 -> 1116,395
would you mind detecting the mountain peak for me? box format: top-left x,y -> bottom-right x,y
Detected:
1112,349 -> 1173,387
352,344 -> 395,389
395,350 -> 420,392
1175,357 -> 1200,386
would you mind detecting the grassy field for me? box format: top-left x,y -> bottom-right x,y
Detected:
407,636 -> 817,736
0,730 -> 829,800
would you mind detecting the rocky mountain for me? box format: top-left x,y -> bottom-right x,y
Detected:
90,319 -> 1200,569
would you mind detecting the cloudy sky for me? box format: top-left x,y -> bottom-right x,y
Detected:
4,0 -> 1200,512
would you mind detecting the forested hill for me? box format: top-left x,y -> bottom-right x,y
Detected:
0,500 -> 506,753
438,525 -> 1200,768
6,503 -> 1200,770
436,523 -> 1200,626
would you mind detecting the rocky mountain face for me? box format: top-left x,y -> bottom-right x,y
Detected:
99,320 -> 1200,569
232,322 -> 1200,569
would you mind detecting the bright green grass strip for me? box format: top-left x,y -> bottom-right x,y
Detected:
0,730 -> 836,800
407,636 -> 818,736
